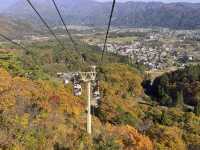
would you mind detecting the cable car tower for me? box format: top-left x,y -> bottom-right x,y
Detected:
57,66 -> 99,135
78,66 -> 97,134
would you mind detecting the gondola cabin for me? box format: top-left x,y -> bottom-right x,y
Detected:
73,83 -> 82,96
72,73 -> 82,96
92,80 -> 101,107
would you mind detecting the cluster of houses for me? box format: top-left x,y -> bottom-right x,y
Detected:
98,37 -> 194,70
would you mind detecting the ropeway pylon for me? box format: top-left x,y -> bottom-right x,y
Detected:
57,66 -> 98,135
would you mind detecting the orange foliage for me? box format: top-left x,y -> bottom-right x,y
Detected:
0,67 -> 154,149
0,68 -> 85,115
106,125 -> 153,150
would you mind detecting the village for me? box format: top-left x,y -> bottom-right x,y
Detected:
95,29 -> 200,70
1,26 -> 200,70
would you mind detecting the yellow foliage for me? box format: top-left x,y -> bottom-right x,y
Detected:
150,125 -> 187,150
100,63 -> 143,97
98,64 -> 145,123
11,145 -> 25,150
0,68 -> 12,92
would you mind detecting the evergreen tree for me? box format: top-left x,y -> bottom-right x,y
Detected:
159,111 -> 172,126
194,101 -> 200,116
175,90 -> 184,108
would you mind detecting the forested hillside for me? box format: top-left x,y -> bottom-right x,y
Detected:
0,62 -> 155,149
146,65 -> 200,113
0,15 -> 36,37
0,46 -> 199,149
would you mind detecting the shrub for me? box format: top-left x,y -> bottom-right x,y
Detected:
111,112 -> 138,127
94,135 -> 121,150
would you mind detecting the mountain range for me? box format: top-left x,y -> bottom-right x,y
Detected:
1,0 -> 200,30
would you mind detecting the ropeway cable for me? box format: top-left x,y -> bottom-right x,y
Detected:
26,0 -> 65,50
0,33 -> 30,52
100,0 -> 116,63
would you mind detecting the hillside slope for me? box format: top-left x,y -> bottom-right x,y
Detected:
0,15 -> 36,37
0,45 -> 199,149
147,65 -> 200,108
0,59 -> 200,149
0,66 -> 153,149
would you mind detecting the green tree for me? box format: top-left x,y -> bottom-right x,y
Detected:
159,111 -> 173,126
94,135 -> 121,150
175,90 -> 184,108
160,94 -> 173,106
194,101 -> 200,116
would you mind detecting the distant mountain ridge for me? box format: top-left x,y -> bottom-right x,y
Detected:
2,0 -> 200,29
0,15 -> 36,37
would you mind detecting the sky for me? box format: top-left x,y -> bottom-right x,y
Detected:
0,0 -> 15,11
0,0 -> 200,7
0,0 -> 200,11
96,0 -> 200,2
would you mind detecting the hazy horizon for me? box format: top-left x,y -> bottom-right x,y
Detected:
1,0 -> 200,12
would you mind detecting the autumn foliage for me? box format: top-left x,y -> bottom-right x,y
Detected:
1,62 -> 198,150
0,67 -> 153,149
107,125 -> 153,150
